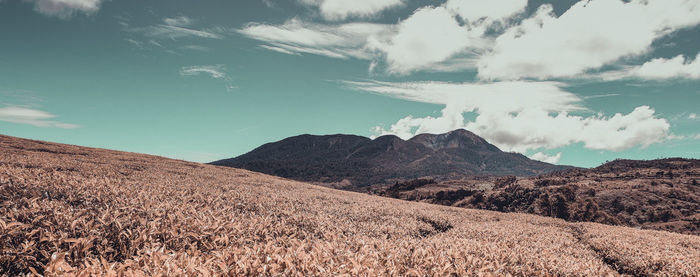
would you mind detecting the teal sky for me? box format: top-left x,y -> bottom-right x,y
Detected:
1,0 -> 699,167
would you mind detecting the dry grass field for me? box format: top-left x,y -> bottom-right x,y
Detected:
1,134 -> 699,276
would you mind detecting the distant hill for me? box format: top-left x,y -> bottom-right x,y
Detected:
210,129 -> 571,187
372,158 -> 700,235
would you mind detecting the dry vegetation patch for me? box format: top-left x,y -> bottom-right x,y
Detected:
374,159 -> 700,235
1,135 -> 698,276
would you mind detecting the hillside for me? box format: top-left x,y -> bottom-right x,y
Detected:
373,158 -> 700,235
211,129 -> 569,187
0,135 -> 698,276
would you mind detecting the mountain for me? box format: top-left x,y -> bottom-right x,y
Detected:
2,134 -> 698,276
210,129 -> 570,187
372,158 -> 700,235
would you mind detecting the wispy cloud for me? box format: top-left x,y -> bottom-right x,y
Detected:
179,65 -> 235,91
135,24 -> 224,40
24,0 -> 103,19
180,65 -> 228,79
237,18 -> 392,60
123,16 -> 223,53
180,45 -> 211,52
123,16 -> 225,54
0,106 -> 79,129
163,16 -> 193,27
583,94 -> 621,100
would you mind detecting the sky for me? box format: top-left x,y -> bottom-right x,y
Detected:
0,0 -> 699,167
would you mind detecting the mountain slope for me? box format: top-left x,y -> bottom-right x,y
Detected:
373,158 -> 700,235
1,134 -> 698,276
211,129 -> 569,187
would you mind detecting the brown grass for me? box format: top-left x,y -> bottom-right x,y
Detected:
1,134 -> 698,276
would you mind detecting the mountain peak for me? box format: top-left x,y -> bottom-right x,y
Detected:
211,129 -> 570,187
408,129 -> 500,152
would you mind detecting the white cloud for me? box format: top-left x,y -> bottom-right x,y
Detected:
299,0 -> 404,21
163,16 -> 193,27
0,106 -> 79,128
238,0 -> 523,74
478,0 -> 700,80
180,65 -> 228,79
237,18 -> 393,59
238,7 -> 490,73
260,45 -> 300,56
180,65 -> 236,91
445,0 -> 527,22
126,17 -> 224,43
180,45 -> 210,52
367,6 -> 486,74
581,53 -> 700,81
25,0 -> 102,19
529,152 -> 562,164
138,24 -> 223,40
241,0 -> 700,78
349,80 -> 670,153
633,54 -> 700,79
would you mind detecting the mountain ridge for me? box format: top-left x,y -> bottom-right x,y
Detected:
211,129 -> 572,187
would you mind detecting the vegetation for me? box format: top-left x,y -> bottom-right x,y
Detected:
375,158 -> 700,235
1,135 -> 698,276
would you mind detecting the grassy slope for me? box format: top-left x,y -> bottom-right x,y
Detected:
0,135 -> 698,276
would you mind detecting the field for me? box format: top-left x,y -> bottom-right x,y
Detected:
1,134 -> 699,276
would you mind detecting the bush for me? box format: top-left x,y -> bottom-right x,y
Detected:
494,176 -> 516,188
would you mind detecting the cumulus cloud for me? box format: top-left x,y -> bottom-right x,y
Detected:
583,53 -> 700,81
25,0 -> 102,19
0,106 -> 79,128
529,152 -> 562,164
238,7 -> 492,73
349,80 -> 670,153
632,54 -> 700,79
445,0 -> 527,22
299,0 -> 404,21
367,6 -> 487,74
237,18 -> 393,59
241,0 -> 700,78
478,0 -> 700,80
